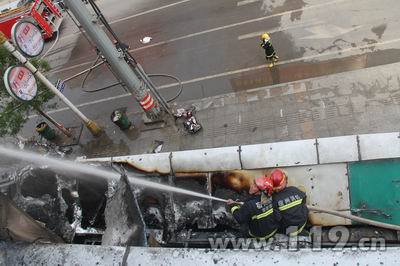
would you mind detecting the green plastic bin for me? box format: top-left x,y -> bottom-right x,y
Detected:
36,122 -> 56,141
111,110 -> 131,130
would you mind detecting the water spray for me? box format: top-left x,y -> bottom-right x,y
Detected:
0,146 -> 234,204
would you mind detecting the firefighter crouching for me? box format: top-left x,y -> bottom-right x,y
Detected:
270,169 -> 309,236
226,175 -> 279,240
227,169 -> 309,239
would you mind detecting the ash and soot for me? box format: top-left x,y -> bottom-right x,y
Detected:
0,146 -> 229,203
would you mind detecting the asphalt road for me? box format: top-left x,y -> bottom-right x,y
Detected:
32,0 -> 400,128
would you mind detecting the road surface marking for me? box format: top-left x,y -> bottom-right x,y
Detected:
301,25 -> 363,40
51,0 -> 348,75
157,37 -> 400,88
237,0 -> 260,7
28,93 -> 131,118
238,20 -> 322,40
59,0 -> 191,41
109,0 -> 191,25
36,37 -> 400,118
131,0 -> 347,52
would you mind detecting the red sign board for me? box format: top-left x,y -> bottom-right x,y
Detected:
4,66 -> 38,102
11,20 -> 44,57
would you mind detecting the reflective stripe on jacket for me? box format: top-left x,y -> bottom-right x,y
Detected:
272,186 -> 309,234
229,195 -> 279,239
260,40 -> 276,57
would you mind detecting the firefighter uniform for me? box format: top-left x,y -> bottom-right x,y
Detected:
272,186 -> 309,236
229,195 -> 278,239
260,39 -> 277,60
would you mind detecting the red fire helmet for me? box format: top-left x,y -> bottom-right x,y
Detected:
254,175 -> 274,196
270,168 -> 288,192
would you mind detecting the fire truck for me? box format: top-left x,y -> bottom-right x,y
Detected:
0,0 -> 63,40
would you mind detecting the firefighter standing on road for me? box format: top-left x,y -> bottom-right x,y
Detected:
260,33 -> 279,68
226,175 -> 279,240
269,169 -> 309,236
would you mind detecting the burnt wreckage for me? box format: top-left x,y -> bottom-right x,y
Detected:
1,163 -> 259,246
1,162 -> 399,248
2,132 -> 400,250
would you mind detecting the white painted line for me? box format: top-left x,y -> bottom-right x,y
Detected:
28,93 -> 130,118
51,60 -> 104,74
238,21 -> 322,40
238,30 -> 269,41
38,36 -> 400,118
51,0 -> 349,75
157,37 -> 400,89
59,0 -> 191,41
109,0 -> 191,25
131,0 -> 347,52
237,0 -> 259,7
301,25 -> 363,40
280,109 -> 283,117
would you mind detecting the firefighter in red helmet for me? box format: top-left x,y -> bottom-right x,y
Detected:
269,169 -> 309,236
270,168 -> 288,192
226,175 -> 279,239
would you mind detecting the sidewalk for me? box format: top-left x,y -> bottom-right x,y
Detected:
64,61 -> 400,158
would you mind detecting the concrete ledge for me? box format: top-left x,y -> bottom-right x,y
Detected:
79,132 -> 400,172
359,132 -> 400,161
318,135 -> 359,164
1,243 -> 398,265
241,139 -> 317,169
172,146 -> 242,172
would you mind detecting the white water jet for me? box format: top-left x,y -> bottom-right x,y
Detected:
0,146 -> 228,203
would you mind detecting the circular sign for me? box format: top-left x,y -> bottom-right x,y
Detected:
4,66 -> 38,102
11,20 -> 44,57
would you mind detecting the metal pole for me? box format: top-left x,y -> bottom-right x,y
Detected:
0,32 -> 102,137
134,63 -> 172,115
64,0 -> 162,120
33,106 -> 73,137
64,60 -> 105,82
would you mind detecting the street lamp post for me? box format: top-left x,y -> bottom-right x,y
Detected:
0,32 -> 103,137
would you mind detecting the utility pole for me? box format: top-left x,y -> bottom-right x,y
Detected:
0,32 -> 103,137
64,0 -> 164,121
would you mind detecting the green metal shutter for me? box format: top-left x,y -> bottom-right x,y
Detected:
349,159 -> 400,225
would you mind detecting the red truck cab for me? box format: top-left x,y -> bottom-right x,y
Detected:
0,0 -> 63,40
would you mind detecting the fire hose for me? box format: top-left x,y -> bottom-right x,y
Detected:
225,200 -> 400,231
307,205 -> 400,231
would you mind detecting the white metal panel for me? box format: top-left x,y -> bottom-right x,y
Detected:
240,144 -> 269,169
359,132 -> 400,161
172,146 -> 241,172
286,163 -> 351,226
123,153 -> 171,174
77,154 -> 172,174
241,139 -> 318,169
318,135 -> 359,164
112,153 -> 172,174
